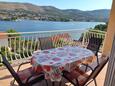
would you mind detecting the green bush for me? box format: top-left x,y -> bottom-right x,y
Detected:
6,29 -> 20,38
93,23 -> 108,31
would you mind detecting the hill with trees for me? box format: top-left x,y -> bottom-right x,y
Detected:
0,2 -> 110,22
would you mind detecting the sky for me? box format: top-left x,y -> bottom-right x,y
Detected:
0,0 -> 113,11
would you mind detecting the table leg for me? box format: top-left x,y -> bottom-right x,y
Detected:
45,79 -> 48,86
52,82 -> 55,86
59,81 -> 62,86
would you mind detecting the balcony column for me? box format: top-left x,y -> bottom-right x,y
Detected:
102,0 -> 115,56
104,35 -> 115,86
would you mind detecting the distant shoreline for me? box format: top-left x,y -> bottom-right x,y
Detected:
0,19 -> 106,23
0,18 -> 96,22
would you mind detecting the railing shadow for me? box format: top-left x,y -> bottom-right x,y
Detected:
0,75 -> 12,80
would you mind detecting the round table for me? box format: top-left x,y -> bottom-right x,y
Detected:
31,46 -> 94,81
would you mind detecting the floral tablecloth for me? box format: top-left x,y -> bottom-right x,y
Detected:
31,46 -> 94,81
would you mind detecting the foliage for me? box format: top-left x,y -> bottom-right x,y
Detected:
6,29 -> 20,38
2,17 -> 17,21
6,29 -> 17,33
0,46 -> 13,63
93,23 -> 108,31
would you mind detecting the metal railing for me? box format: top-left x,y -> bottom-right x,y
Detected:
0,29 -> 106,64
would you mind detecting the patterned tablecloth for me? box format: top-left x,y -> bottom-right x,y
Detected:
31,46 -> 94,81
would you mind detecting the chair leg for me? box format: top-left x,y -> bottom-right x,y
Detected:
45,79 -> 48,86
84,79 -> 93,86
10,79 -> 15,86
63,75 -> 76,86
94,79 -> 97,86
52,82 -> 55,86
96,54 -> 100,66
75,79 -> 79,86
59,81 -> 62,86
51,81 -> 62,86
85,64 -> 88,72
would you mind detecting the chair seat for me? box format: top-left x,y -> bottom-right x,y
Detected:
17,67 -> 43,83
64,68 -> 89,85
82,56 -> 96,64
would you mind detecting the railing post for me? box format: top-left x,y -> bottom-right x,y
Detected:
82,32 -> 86,46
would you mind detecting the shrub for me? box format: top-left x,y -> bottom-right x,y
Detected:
93,23 -> 108,31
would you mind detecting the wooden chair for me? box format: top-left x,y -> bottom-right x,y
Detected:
39,37 -> 55,50
62,56 -> 109,86
0,52 -> 48,86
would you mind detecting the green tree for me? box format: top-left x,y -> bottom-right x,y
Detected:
6,29 -> 20,37
94,23 -> 108,31
6,29 -> 17,33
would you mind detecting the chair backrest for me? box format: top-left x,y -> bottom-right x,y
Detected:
51,33 -> 73,47
52,33 -> 72,42
83,57 -> 109,85
87,37 -> 103,56
39,37 -> 54,50
0,52 -> 23,85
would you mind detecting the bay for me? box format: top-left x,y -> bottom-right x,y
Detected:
0,20 -> 105,32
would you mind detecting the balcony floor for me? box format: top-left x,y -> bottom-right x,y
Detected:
0,60 -> 108,86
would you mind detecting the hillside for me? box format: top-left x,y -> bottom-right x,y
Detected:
0,2 -> 110,22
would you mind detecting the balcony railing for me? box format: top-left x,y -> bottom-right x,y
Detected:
82,30 -> 106,46
0,29 -> 106,65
